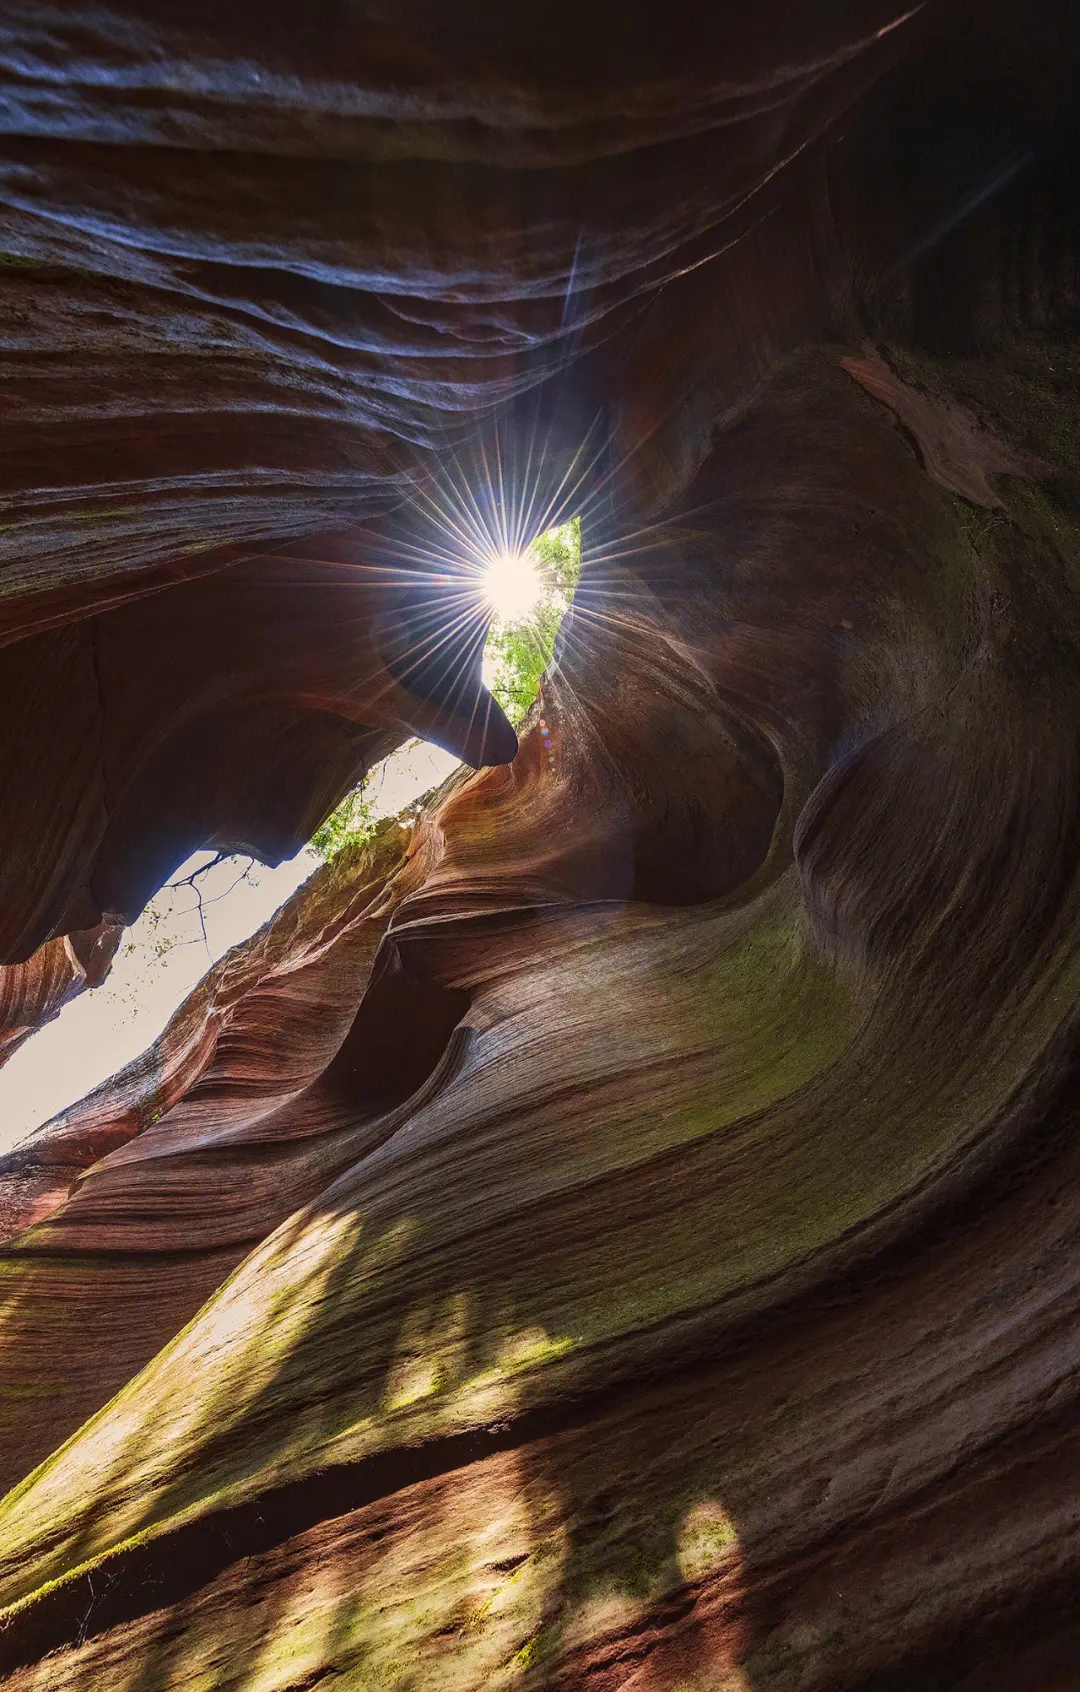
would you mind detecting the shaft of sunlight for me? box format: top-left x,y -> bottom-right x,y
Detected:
483,550 -> 543,622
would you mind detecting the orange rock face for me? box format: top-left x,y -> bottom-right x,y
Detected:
1,3 -> 1080,1688
0,921 -> 120,1072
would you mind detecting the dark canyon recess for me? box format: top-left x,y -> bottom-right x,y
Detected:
0,4 -> 1079,1688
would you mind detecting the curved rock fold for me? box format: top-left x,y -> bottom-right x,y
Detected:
1,4 -> 1080,1689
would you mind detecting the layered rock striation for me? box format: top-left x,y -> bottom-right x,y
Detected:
1,3 -> 1080,1688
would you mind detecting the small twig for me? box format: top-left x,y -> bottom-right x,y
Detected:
166,849 -> 230,894
160,854 -> 258,960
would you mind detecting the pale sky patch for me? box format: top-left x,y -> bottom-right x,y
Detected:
0,736 -> 460,1154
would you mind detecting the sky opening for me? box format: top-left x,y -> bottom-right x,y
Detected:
0,520 -> 580,1152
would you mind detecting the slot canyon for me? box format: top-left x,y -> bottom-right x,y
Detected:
0,3 -> 1079,1686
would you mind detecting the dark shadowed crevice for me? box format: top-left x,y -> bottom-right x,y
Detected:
322,945 -> 472,1114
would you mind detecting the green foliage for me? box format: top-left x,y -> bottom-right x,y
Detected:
483,516 -> 580,724
310,518 -> 580,862
310,785 -> 375,860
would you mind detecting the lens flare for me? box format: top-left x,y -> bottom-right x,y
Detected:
483,550 -> 542,621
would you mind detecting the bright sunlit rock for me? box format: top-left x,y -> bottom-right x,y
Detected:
482,549 -> 542,621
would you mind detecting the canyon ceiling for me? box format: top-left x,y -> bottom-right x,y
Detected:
1,2 -> 1080,1688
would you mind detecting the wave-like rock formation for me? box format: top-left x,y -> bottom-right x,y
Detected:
0,920 -> 120,1069
2,2 -> 1080,1687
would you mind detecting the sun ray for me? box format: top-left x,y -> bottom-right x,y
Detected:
482,550 -> 543,622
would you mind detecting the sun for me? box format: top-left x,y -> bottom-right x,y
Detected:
482,549 -> 542,622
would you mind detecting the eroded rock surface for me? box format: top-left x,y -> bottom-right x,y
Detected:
1,3 -> 1080,1689
0,921 -> 120,1071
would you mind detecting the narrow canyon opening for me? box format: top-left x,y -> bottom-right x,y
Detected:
0,519 -> 581,1149
1,10 -> 1079,1687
